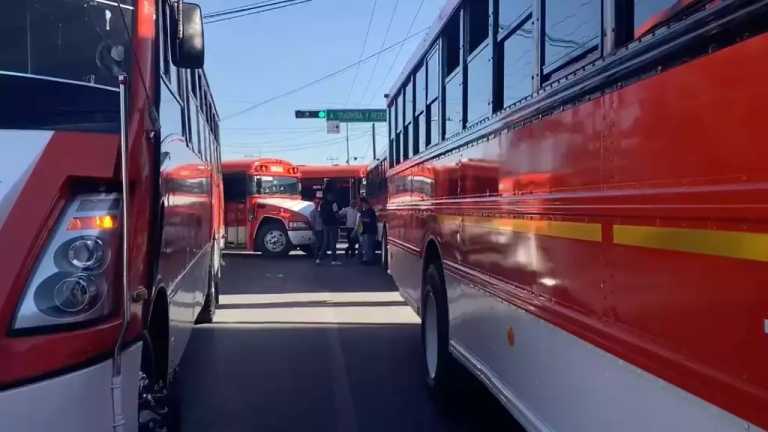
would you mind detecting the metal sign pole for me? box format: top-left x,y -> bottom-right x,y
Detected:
345,123 -> 350,165
372,123 -> 376,161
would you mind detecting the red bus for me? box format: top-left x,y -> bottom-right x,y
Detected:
298,164 -> 367,209
0,2 -> 221,430
222,158 -> 315,255
382,1 -> 768,430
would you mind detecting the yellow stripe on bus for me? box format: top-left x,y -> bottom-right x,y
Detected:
461,216 -> 602,242
613,225 -> 768,262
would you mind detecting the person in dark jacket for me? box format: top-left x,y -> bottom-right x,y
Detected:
309,196 -> 324,258
317,192 -> 341,264
358,197 -> 378,264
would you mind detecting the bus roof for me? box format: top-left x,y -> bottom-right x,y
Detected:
386,0 -> 461,104
297,164 -> 367,179
221,158 -> 298,175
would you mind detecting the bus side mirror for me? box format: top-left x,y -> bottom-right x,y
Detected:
172,3 -> 205,69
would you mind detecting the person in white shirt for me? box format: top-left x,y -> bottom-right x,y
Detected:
338,200 -> 360,258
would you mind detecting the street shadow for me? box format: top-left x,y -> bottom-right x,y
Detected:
177,324 -> 524,432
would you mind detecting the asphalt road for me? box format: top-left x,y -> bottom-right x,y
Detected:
177,251 -> 524,432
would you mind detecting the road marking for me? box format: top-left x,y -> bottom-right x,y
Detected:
215,292 -> 419,325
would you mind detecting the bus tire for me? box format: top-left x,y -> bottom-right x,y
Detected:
195,269 -> 217,324
256,221 -> 291,256
421,262 -> 458,396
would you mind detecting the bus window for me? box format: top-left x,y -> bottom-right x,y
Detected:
634,0 -> 684,37
501,18 -> 534,108
498,1 -> 531,35
223,173 -> 247,203
543,0 -> 601,71
443,11 -> 462,138
444,72 -> 462,138
426,46 -> 439,148
467,44 -> 491,124
467,0 -> 489,54
444,11 -> 461,76
403,80 -> 412,160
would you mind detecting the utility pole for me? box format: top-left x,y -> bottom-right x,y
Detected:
345,123 -> 350,165
371,123 -> 376,161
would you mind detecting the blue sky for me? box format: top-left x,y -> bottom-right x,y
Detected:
196,0 -> 445,164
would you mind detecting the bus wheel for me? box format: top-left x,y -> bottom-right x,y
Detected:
421,262 -> 456,395
195,269 -> 217,324
257,221 -> 290,256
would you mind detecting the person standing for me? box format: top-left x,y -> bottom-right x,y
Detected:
309,196 -> 324,258
338,200 -> 360,258
317,192 -> 341,265
358,197 -> 378,265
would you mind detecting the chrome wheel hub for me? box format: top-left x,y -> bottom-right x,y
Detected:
264,230 -> 287,252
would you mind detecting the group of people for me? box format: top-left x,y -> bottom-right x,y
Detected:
309,193 -> 378,265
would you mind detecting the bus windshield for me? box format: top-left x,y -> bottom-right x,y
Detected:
249,176 -> 300,196
0,0 -> 134,88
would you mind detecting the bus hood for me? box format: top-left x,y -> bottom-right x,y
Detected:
258,197 -> 314,219
0,130 -> 53,228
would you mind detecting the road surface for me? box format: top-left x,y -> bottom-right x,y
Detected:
177,252 -> 524,432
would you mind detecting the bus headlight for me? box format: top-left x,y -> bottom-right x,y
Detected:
67,237 -> 107,271
53,275 -> 98,313
288,221 -> 309,230
12,193 -> 121,332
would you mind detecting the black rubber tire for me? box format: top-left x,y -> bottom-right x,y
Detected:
256,221 -> 291,256
421,262 -> 459,396
195,272 -> 217,324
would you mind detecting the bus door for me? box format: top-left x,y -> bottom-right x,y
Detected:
223,172 -> 248,248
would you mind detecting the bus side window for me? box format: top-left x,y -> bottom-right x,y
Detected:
426,45 -> 439,148
542,0 -> 601,78
403,79 -> 412,161
414,63 -> 425,156
634,1 -> 685,38
395,91 -> 402,165
465,0 -> 491,125
443,10 -> 462,139
497,9 -> 534,110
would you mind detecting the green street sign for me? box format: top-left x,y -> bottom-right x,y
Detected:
326,109 -> 387,123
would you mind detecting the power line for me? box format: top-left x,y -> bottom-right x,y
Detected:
344,0 -> 378,107
367,0 -> 425,105
222,27 -> 430,121
205,0 -> 310,24
204,0 -> 277,18
358,0 -> 400,105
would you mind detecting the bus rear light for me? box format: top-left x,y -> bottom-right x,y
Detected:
12,193 -> 121,332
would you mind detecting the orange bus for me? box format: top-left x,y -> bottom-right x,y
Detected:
381,0 -> 768,430
298,164 -> 367,209
0,2 -> 221,430
222,158 -> 314,255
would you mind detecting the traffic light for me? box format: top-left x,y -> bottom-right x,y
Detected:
295,110 -> 327,119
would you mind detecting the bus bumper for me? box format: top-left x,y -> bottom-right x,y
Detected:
288,229 -> 314,246
0,341 -> 142,432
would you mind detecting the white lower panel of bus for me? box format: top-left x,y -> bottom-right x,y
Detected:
444,274 -> 761,432
0,342 -> 142,432
388,240 -> 422,314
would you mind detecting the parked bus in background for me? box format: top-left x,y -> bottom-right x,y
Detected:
222,158 -> 314,256
364,158 -> 388,260
0,1 -> 221,431
382,0 -> 768,430
298,164 -> 367,209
